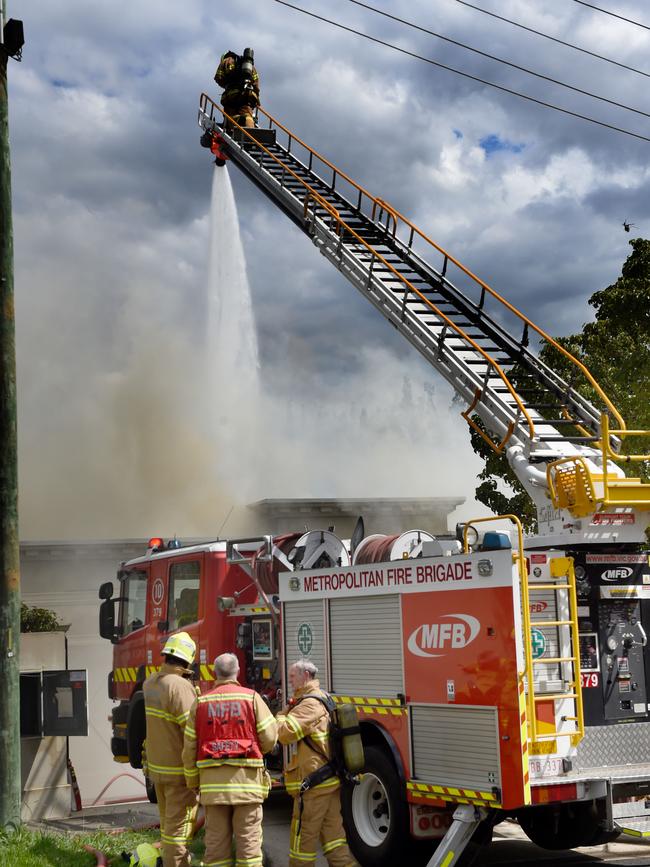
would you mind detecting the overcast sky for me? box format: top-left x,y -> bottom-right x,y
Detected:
8,0 -> 649,539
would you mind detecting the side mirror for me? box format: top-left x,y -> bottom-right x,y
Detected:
99,599 -> 117,642
99,581 -> 114,600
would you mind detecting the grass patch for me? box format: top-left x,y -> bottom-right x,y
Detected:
0,826 -> 205,866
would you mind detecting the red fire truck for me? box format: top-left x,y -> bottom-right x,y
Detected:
99,96 -> 650,866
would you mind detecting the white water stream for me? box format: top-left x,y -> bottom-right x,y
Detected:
206,167 -> 261,491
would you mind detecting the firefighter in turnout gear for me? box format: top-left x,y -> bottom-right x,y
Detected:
277,660 -> 357,867
182,652 -> 277,867
215,48 -> 260,129
143,631 -> 199,867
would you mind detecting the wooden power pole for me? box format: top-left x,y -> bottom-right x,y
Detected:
0,3 -> 22,830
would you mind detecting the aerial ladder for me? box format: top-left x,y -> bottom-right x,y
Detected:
199,94 -> 649,550
198,95 -> 650,859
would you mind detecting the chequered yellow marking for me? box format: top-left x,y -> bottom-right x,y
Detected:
331,695 -> 406,716
407,781 -> 501,808
519,675 -> 531,805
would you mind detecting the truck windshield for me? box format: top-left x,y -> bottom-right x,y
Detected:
168,561 -> 200,630
120,570 -> 147,634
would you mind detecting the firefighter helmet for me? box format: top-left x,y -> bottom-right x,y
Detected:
162,631 -> 196,666
122,843 -> 162,865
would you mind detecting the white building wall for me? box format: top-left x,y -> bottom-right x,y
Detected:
20,540 -> 147,807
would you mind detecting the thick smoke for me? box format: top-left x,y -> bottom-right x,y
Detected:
17,165 -> 480,541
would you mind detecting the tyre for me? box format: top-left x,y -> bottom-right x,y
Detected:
341,745 -> 410,867
145,774 -> 158,804
518,800 -> 617,850
126,690 -> 146,770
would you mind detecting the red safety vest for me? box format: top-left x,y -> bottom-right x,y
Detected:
195,683 -> 262,762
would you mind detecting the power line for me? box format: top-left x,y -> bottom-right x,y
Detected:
344,0 -> 650,120
273,0 -> 650,144
571,0 -> 650,31
455,0 -> 650,80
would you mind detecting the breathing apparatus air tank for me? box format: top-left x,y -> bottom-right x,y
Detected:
241,47 -> 255,93
335,702 -> 365,774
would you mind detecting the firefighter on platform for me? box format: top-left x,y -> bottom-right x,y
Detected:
215,47 -> 260,129
277,659 -> 358,867
143,631 -> 199,867
182,652 -> 277,867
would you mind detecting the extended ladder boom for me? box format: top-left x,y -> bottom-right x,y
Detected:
198,95 -> 650,544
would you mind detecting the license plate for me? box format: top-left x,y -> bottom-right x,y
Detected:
529,756 -> 564,779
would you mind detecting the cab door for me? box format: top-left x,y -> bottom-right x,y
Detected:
164,554 -> 204,666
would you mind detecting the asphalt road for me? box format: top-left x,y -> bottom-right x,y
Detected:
40,797 -> 650,866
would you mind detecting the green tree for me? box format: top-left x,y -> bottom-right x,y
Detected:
471,238 -> 650,528
20,602 -> 61,633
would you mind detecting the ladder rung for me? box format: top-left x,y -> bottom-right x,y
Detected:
537,435 -> 600,442
533,657 -> 576,664
530,619 -> 572,627
533,693 -> 577,702
528,583 -> 571,590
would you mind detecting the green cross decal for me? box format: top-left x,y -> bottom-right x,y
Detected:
297,622 -> 313,656
531,628 -> 547,660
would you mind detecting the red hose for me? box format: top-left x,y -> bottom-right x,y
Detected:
354,535 -> 399,564
254,533 -> 302,594
91,772 -> 147,806
83,845 -> 108,865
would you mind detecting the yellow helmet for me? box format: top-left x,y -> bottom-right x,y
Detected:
162,631 -> 196,666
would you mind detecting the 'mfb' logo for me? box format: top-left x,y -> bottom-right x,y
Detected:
602,567 -> 634,582
408,614 -> 481,658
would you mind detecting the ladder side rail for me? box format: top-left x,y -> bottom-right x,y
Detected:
303,202 -> 538,450
227,139 -> 588,455
308,217 -> 530,446
217,123 -> 534,446
380,235 -> 607,438
201,98 -> 612,457
247,99 -> 628,438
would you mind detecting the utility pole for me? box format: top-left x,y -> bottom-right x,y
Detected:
0,0 -> 22,831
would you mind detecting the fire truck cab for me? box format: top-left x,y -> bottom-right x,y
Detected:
98,538 -> 281,785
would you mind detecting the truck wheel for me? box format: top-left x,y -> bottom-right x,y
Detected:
518,800 -> 615,850
145,774 -> 157,804
126,690 -> 146,770
341,745 -> 409,867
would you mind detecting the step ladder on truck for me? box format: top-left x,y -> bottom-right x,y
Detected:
101,94 -> 645,864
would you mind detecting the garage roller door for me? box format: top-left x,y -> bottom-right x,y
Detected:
283,600 -> 328,684
330,595 -> 403,697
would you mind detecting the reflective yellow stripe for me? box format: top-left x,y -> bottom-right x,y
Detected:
197,757 -> 264,768
197,693 -> 254,702
200,783 -> 268,794
284,714 -> 304,740
147,761 -> 185,775
256,714 -> 275,732
146,707 -> 181,725
322,837 -> 346,854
